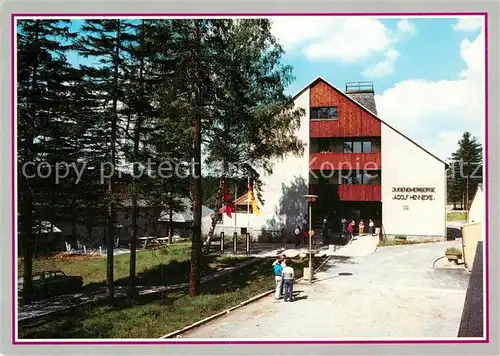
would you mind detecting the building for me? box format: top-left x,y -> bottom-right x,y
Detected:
252,77 -> 448,241
213,193 -> 260,238
159,198 -> 215,237
468,183 -> 484,223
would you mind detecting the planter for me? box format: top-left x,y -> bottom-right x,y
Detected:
445,254 -> 462,264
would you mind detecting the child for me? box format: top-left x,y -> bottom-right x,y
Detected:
282,263 -> 295,302
359,220 -> 365,235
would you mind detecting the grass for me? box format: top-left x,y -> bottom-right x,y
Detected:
445,247 -> 463,256
18,256 -> 325,339
377,238 -> 442,247
18,242 -> 251,287
447,211 -> 467,221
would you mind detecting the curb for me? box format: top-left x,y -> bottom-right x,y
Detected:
160,255 -> 332,339
432,256 -> 446,268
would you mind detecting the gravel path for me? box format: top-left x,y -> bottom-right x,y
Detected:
181,241 -> 470,339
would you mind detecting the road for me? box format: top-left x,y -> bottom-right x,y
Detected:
181,241 -> 470,339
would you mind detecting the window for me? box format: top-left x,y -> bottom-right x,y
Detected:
318,140 -> 330,152
343,142 -> 353,153
352,173 -> 363,184
310,107 -> 338,120
363,172 -> 374,184
353,142 -> 362,153
362,141 -> 372,153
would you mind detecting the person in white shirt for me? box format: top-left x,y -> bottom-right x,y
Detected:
282,264 -> 295,302
369,219 -> 375,235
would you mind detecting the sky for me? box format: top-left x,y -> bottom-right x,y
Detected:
63,16 -> 485,163
270,16 -> 485,162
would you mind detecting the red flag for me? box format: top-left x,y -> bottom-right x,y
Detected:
222,180 -> 234,218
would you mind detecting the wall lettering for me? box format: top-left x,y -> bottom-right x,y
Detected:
391,187 -> 436,201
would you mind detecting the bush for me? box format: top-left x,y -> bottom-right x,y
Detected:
445,247 -> 463,256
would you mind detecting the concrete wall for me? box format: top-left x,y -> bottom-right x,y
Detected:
468,185 -> 484,223
252,89 -> 311,232
461,222 -> 483,273
381,124 -> 447,239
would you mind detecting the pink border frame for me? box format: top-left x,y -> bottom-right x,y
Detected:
11,12 -> 490,346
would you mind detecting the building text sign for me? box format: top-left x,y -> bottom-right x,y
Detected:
392,187 -> 435,201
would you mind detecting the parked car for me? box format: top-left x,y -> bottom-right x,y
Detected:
18,270 -> 83,300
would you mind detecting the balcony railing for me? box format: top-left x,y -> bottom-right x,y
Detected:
309,184 -> 381,202
309,152 -> 381,171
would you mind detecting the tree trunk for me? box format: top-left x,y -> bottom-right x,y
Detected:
204,176 -> 224,254
128,20 -> 146,298
189,19 -> 202,297
20,21 -> 41,305
106,19 -> 121,303
168,198 -> 174,244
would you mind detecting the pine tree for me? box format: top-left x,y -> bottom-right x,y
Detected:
447,132 -> 483,210
76,19 -> 133,302
17,19 -> 76,304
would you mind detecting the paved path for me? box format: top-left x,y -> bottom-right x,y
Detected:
181,241 -> 470,339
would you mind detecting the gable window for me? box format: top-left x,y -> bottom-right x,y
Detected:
310,107 -> 338,120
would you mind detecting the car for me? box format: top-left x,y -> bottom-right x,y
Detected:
18,270 -> 83,300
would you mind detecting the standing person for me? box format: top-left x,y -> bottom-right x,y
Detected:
359,220 -> 365,235
369,219 -> 375,235
341,217 -> 347,234
273,258 -> 284,300
322,217 -> 329,245
294,226 -> 300,247
282,263 -> 295,302
347,219 -> 354,243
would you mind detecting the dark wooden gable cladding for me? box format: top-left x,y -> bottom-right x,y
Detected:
309,79 -> 381,138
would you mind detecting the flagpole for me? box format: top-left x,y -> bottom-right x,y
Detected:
234,184 -> 237,235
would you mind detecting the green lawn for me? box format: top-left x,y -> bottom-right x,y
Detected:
18,243 -> 250,287
447,211 -> 467,221
19,256 -> 324,339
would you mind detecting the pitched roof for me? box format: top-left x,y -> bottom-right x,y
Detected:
158,198 -> 214,222
293,76 -> 448,167
216,192 -> 257,214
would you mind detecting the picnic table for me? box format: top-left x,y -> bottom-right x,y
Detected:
138,236 -> 166,249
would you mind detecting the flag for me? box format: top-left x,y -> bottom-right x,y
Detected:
248,182 -> 260,215
222,180 -> 234,218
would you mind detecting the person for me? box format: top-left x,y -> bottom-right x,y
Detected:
273,259 -> 284,300
282,263 -> 295,302
272,253 -> 287,268
347,219 -> 354,243
359,220 -> 365,235
322,217 -> 329,245
369,219 -> 375,235
341,217 -> 347,234
294,226 -> 300,247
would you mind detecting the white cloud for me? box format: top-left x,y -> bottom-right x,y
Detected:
362,49 -> 400,78
270,17 -> 415,63
375,29 -> 485,162
397,19 -> 417,35
454,17 -> 483,32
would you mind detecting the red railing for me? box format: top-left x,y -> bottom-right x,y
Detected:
309,152 -> 381,170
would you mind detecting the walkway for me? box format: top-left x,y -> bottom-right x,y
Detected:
181,241 -> 470,339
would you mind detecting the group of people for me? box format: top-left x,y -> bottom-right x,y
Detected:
272,254 -> 295,302
341,218 -> 376,239
293,217 -> 312,248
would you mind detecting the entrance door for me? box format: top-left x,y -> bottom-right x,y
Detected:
352,210 -> 361,222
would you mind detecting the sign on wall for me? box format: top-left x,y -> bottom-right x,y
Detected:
392,187 -> 436,201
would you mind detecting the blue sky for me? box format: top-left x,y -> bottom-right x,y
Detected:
62,16 -> 485,162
